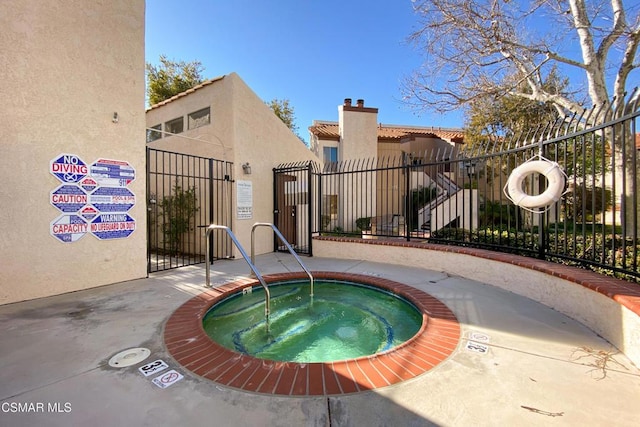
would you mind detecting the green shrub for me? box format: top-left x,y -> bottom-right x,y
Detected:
159,183 -> 199,255
479,200 -> 521,228
562,184 -> 613,221
355,217 -> 372,231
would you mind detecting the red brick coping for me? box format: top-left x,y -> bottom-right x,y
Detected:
314,236 -> 640,317
164,272 -> 460,396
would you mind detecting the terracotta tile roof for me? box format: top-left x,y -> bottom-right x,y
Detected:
146,75 -> 225,111
308,122 -> 341,139
636,133 -> 640,150
309,122 -> 465,143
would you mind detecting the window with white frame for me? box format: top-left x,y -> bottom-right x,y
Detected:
323,146 -> 338,163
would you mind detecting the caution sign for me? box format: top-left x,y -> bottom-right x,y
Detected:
50,184 -> 88,213
89,187 -> 135,212
90,158 -> 135,187
50,214 -> 88,243
90,213 -> 136,240
50,154 -> 88,183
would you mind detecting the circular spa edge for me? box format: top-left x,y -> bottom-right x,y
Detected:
163,272 -> 460,396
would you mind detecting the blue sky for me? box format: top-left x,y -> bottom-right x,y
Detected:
145,0 -> 464,141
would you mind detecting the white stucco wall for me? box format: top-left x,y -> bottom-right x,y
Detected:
0,1 -> 146,305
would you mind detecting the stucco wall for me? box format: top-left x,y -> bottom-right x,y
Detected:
146,76 -> 234,161
338,104 -> 378,161
0,1 -> 146,305
146,73 -> 321,258
228,73 -> 320,256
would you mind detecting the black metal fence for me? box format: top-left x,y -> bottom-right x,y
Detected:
312,93 -> 640,281
146,148 -> 233,273
273,161 -> 316,256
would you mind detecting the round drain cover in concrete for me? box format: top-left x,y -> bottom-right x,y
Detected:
108,347 -> 151,368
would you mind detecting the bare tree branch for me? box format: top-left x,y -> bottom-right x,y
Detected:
405,0 -> 640,120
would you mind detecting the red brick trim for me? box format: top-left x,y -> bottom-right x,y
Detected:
164,272 -> 460,396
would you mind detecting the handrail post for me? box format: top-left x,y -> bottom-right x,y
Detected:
205,224 -> 270,319
251,222 -> 314,297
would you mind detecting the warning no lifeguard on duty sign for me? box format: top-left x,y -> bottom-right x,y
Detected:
49,153 -> 136,243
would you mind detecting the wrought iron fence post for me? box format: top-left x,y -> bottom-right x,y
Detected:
146,146 -> 151,276
208,158 -> 215,263
307,162 -> 314,256
538,140 -> 546,259
405,158 -> 411,241
317,168 -> 323,236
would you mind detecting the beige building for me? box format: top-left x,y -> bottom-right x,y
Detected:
309,98 -> 464,164
1,1 -> 146,305
146,73 -> 320,258
0,0 -> 318,305
308,99 -> 472,234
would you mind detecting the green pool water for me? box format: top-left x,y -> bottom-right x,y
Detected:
202,280 -> 423,363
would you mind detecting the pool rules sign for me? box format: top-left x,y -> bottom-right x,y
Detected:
49,153 -> 136,243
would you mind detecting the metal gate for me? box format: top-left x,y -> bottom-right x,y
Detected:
273,161 -> 315,256
146,148 -> 233,273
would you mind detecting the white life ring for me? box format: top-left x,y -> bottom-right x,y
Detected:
506,160 -> 565,209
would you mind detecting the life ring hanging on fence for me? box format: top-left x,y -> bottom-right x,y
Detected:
505,157 -> 566,210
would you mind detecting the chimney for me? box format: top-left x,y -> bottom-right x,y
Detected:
356,99 -> 364,108
344,98 -> 352,107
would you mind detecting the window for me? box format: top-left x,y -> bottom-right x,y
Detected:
323,147 -> 338,171
165,117 -> 183,135
321,194 -> 338,231
443,158 -> 451,173
188,107 -> 211,130
323,146 -> 338,163
146,124 -> 162,143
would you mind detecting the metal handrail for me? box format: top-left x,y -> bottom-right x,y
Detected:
205,224 -> 270,318
251,222 -> 314,297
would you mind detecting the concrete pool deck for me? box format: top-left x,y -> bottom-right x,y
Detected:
1,253 -> 639,426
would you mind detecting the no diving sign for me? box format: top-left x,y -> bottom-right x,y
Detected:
50,154 -> 88,183
152,370 -> 183,389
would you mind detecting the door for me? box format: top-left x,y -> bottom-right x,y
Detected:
275,173 -> 297,249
